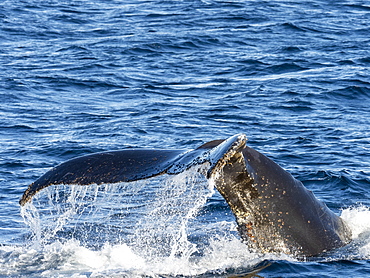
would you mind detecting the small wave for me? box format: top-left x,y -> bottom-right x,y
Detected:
326,86 -> 370,100
55,45 -> 90,53
345,4 -> 370,12
50,14 -> 90,25
358,57 -> 370,65
280,22 -> 307,32
0,124 -> 37,133
34,75 -> 125,91
263,62 -> 307,75
145,12 -> 184,19
268,98 -> 314,113
280,46 -> 302,53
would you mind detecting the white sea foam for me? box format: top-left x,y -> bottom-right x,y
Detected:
0,237 -> 262,277
341,205 -> 370,259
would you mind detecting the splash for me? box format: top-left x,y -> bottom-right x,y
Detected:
341,205 -> 370,259
131,164 -> 214,260
14,167 -> 370,277
16,165 -> 264,277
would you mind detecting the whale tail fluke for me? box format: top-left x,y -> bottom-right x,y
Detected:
19,133 -> 351,257
19,134 -> 245,206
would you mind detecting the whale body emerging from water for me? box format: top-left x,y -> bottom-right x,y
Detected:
20,134 -> 351,257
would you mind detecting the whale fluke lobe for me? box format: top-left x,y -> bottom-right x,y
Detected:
19,149 -> 185,206
20,133 -> 351,256
19,134 -> 244,206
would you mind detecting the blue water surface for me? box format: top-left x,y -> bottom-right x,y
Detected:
1,0 -> 370,277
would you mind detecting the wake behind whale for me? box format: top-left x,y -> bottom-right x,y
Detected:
20,134 -> 352,258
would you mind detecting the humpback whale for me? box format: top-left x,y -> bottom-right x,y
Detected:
20,134 -> 351,257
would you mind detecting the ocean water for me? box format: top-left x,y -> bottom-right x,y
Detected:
1,0 -> 370,277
